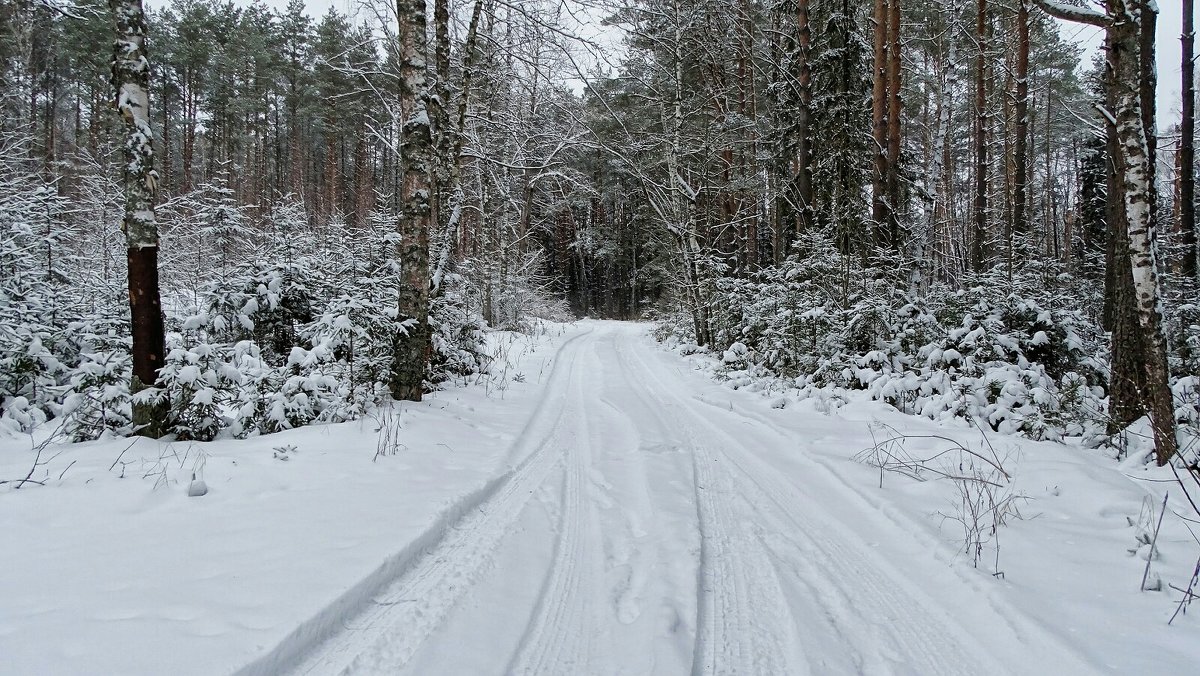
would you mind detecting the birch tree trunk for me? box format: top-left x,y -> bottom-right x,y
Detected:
1121,0 -> 1176,466
1034,0 -> 1177,465
390,0 -> 433,402
111,0 -> 166,436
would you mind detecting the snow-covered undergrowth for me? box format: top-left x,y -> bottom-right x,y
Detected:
0,319 -> 577,675
0,188 -> 489,440
664,233 -> 1199,455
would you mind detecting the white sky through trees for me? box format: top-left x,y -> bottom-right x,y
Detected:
148,0 -> 1188,142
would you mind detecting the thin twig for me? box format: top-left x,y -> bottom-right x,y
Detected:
1142,492 -> 1168,592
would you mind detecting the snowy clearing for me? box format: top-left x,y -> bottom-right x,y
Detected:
3,320 -> 1198,675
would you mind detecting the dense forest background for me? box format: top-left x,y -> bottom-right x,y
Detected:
1,0 -> 1197,463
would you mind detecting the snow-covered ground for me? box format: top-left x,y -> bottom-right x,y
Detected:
2,320 -> 1198,674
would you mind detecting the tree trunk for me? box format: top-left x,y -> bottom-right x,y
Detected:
352,133 -> 372,228
972,0 -> 988,271
795,0 -> 812,240
1012,0 -> 1030,244
1181,0 -> 1197,279
885,0 -> 903,248
871,0 -> 889,239
1109,1 -> 1177,465
183,84 -> 195,194
432,0 -> 487,293
111,0 -> 166,436
430,0 -> 451,273
1105,19 -> 1145,425
390,0 -> 434,402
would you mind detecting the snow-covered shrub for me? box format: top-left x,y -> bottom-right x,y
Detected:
60,348 -> 132,441
0,159 -> 134,434
222,341 -> 283,437
0,396 -> 45,435
189,260 -> 316,360
143,339 -> 346,440
708,232 -> 849,377
0,184 -> 70,424
264,345 -> 343,431
1168,302 -> 1200,380
0,178 -> 531,443
694,232 -> 1109,441
0,314 -> 65,425
195,174 -> 254,271
428,274 -> 488,386
300,293 -> 398,403
1174,376 -> 1200,462
147,343 -> 243,441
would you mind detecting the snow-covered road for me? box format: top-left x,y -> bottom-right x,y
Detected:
251,321 -> 1102,676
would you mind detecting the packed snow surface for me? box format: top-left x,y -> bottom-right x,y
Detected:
2,321 -> 1198,674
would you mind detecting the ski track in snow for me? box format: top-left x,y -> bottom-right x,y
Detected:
505,341 -> 602,675
245,327 -> 596,676
255,321 -> 1104,676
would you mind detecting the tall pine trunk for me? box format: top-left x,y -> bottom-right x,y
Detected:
972,0 -> 988,270
1105,23 -> 1145,428
871,0 -> 889,240
795,0 -> 813,239
1012,0 -> 1030,245
885,0 -> 903,248
1182,0 -> 1197,279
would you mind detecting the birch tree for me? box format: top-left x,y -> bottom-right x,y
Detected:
1034,0 -> 1177,465
110,0 -> 166,434
389,0 -> 433,401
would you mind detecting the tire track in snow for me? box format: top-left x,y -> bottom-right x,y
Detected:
666,356 -> 1102,675
621,330 -> 1094,676
244,327 -> 593,676
609,334 -> 805,676
688,443 -> 807,676
623,336 -> 981,674
591,332 -> 702,674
